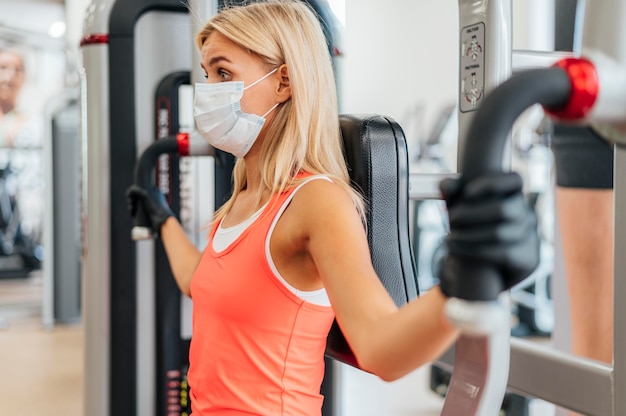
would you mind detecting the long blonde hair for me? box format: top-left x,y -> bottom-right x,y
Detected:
196,0 -> 365,224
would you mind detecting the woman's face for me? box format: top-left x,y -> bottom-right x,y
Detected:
200,32 -> 278,120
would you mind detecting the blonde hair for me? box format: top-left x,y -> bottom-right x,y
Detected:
196,0 -> 365,225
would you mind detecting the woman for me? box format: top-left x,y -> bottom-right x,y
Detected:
127,1 -> 538,414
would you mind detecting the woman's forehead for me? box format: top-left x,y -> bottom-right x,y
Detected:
201,32 -> 262,68
202,33 -> 241,58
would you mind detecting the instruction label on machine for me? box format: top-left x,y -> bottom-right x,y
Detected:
460,22 -> 485,113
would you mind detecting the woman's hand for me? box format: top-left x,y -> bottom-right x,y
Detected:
438,172 -> 541,299
126,185 -> 175,236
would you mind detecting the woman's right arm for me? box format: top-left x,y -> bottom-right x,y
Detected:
126,184 -> 202,297
159,217 -> 202,297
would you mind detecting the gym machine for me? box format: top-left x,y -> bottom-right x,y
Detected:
417,1 -> 521,414
42,89 -> 82,327
509,0 -> 626,413
428,0 -> 626,414
81,1 -> 217,415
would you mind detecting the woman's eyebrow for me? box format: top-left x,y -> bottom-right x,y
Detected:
207,56 -> 233,67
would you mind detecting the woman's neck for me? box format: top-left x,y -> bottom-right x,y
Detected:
242,142 -> 264,193
242,118 -> 280,190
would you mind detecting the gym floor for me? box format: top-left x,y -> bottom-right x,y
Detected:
0,274 -> 83,415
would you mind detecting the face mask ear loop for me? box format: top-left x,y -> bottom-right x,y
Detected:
261,102 -> 280,118
243,67 -> 279,91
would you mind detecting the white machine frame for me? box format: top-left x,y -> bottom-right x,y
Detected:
416,1 -> 626,414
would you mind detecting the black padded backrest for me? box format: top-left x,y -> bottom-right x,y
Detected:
325,114 -> 419,367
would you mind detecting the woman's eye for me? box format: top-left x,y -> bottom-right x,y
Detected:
218,70 -> 230,81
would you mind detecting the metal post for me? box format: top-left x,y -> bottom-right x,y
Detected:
457,0 -> 512,165
613,144 -> 626,416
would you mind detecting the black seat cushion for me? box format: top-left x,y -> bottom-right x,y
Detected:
325,114 -> 419,368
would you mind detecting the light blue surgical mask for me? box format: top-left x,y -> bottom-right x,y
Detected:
193,68 -> 279,157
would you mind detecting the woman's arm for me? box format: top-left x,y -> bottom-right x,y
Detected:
298,172 -> 537,382
127,185 -> 202,297
295,180 -> 458,381
159,217 -> 202,297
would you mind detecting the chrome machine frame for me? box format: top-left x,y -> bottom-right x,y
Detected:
418,0 -> 626,414
503,1 -> 626,413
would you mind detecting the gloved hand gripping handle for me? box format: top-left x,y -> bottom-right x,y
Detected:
131,137 -> 180,241
454,67 -> 572,302
440,66 -> 573,416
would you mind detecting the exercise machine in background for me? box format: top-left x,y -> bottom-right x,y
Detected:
430,0 -> 626,414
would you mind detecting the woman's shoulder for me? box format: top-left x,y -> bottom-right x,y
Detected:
289,175 -> 358,219
290,172 -> 341,196
279,175 -> 364,250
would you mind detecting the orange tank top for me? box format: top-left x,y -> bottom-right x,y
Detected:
188,175 -> 336,416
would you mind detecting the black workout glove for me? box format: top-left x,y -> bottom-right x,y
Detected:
126,185 -> 175,236
438,172 -> 540,300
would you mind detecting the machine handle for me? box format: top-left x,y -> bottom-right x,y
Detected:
441,67 -> 572,416
455,67 -> 571,303
130,132 -> 214,240
461,67 -> 571,179
131,137 -> 180,240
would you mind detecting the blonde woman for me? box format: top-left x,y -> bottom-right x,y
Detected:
127,1 -> 539,414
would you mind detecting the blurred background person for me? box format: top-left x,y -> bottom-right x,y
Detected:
0,48 -> 27,148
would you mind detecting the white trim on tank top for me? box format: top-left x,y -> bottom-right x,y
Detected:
213,203 -> 267,252
212,175 -> 332,306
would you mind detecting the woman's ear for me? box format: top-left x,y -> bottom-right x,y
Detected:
276,64 -> 291,102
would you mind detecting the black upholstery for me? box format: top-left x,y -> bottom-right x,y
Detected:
325,114 -> 419,368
